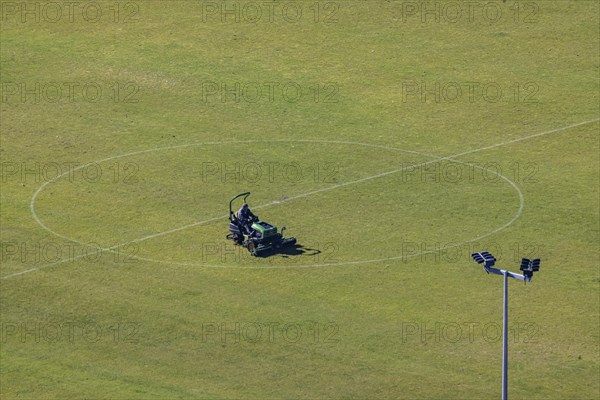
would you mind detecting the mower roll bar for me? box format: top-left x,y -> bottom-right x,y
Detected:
229,192 -> 251,222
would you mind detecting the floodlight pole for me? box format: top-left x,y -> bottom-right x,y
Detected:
502,271 -> 508,400
483,266 -> 527,400
471,252 -> 539,400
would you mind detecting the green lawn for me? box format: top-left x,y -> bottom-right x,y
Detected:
1,1 -> 599,399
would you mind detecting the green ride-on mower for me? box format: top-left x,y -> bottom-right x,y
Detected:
226,192 -> 297,256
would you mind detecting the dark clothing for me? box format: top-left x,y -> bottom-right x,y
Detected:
237,207 -> 255,222
237,206 -> 256,234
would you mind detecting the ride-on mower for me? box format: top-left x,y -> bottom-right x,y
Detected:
226,192 -> 297,256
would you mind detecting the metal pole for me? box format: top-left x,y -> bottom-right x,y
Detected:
502,271 -> 508,400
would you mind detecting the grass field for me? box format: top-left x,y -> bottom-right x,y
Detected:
1,1 -> 599,399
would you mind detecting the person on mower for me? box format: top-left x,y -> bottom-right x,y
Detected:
237,203 -> 257,235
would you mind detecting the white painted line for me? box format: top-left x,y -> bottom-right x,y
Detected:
2,118 -> 597,279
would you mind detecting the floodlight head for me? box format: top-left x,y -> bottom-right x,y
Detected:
519,258 -> 541,281
471,251 -> 496,268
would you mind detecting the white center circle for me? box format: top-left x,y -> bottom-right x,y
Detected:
30,139 -> 524,269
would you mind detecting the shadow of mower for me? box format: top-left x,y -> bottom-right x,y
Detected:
254,244 -> 322,259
